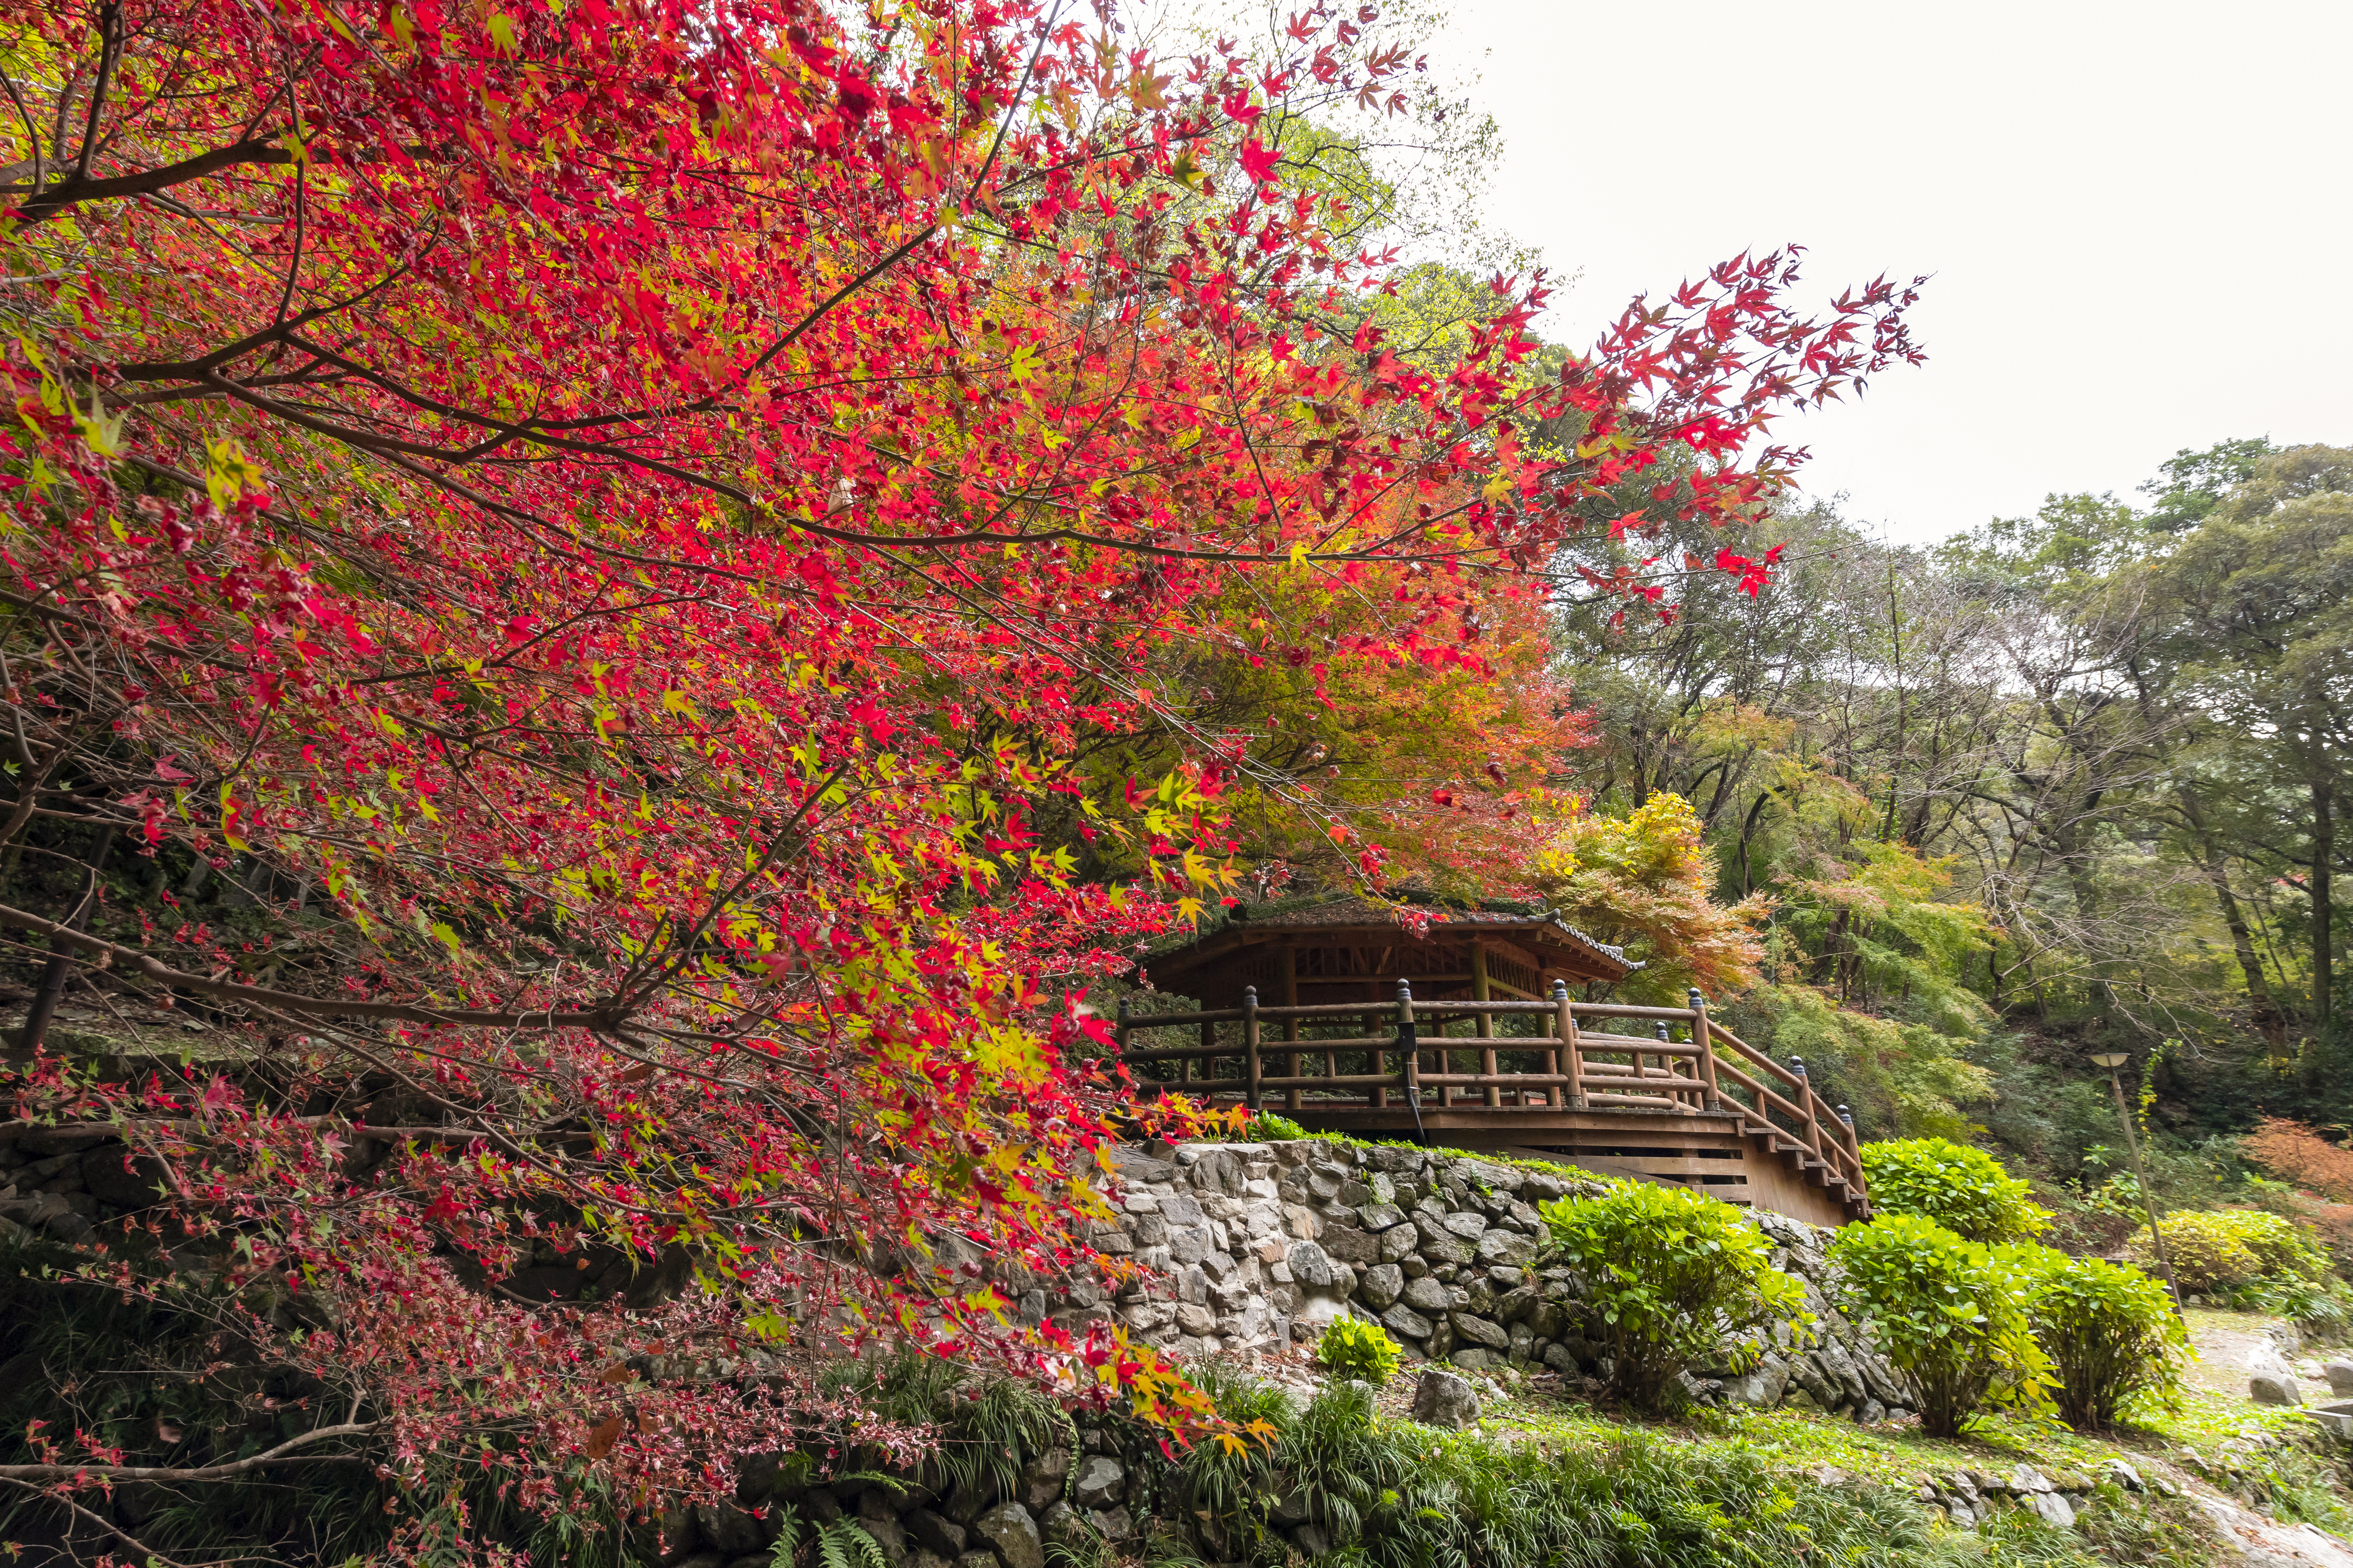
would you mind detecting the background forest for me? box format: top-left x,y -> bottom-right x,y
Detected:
1026,222 -> 2353,1249
1137,386 -> 2353,1249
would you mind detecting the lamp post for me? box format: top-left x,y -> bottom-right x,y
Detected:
2091,1051 -> 2182,1313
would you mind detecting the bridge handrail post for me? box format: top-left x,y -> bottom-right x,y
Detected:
1688,987 -> 1724,1113
1243,985 -> 1261,1111
1554,980 -> 1583,1109
1837,1105 -> 1863,1183
1789,1056 -> 1827,1159
1394,978 -> 1419,1095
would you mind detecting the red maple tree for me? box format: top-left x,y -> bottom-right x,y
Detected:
0,0 -> 1921,1554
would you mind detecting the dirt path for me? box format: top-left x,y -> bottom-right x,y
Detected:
2184,1307 -> 2299,1401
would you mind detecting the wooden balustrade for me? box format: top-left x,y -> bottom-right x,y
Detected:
1112,982 -> 1867,1203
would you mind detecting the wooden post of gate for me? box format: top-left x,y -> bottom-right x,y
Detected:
1688,987 -> 1723,1112
1554,979 -> 1582,1109
1243,985 -> 1261,1111
1191,1013 -> 1208,1090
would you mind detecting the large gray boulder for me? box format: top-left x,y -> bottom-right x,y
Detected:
1451,1312 -> 1509,1352
2252,1372 -> 2305,1408
1037,1503 -> 1091,1552
971,1504 -> 1045,1568
906,1510 -> 966,1558
1357,1263 -> 1404,1310
1381,1304 -> 1434,1340
1288,1240 -> 1336,1291
1018,1446 -> 1069,1511
1409,1367 -> 1481,1429
1476,1229 -> 1538,1267
1072,1456 -> 1125,1511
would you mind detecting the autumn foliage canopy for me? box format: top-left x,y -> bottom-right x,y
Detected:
0,0 -> 1921,1552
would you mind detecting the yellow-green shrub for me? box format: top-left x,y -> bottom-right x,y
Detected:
1540,1183 -> 1809,1413
2125,1209 -> 2328,1293
1830,1215 -> 2051,1438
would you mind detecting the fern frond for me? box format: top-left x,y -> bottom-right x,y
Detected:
768,1504 -> 804,1567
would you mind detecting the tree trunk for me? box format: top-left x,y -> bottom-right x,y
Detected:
2179,785 -> 2285,1050
2313,771 -> 2335,1035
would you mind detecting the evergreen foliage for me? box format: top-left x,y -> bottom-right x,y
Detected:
1312,1317 -> 1402,1385
2124,1209 -> 2331,1295
2021,1254 -> 2189,1432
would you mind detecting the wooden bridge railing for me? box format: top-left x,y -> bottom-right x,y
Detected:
1114,982 -> 1864,1193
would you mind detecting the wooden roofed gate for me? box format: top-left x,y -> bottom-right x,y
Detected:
1116,898 -> 1871,1228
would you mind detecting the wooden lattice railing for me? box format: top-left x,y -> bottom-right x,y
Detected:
1114,982 -> 1865,1195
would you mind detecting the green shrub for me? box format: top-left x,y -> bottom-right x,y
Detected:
2022,1253 -> 2188,1431
1315,1315 -> 1403,1385
1538,1182 -> 1809,1413
2125,1208 -> 2329,1294
1858,1136 -> 2052,1243
1831,1213 -> 2051,1438
1249,1112 -> 1308,1142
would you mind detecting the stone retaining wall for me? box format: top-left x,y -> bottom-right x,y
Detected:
1090,1136 -> 1916,1422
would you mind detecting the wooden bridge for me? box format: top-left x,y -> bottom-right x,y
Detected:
1118,897 -> 1871,1227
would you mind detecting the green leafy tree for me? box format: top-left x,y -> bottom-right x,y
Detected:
2141,437 -> 2278,533
2147,446 -> 2353,1042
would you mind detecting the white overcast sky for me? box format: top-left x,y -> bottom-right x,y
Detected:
1434,0 -> 2353,544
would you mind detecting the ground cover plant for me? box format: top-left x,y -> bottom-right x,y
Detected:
1312,1316 -> 1402,1385
1089,1359 -> 2242,1568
